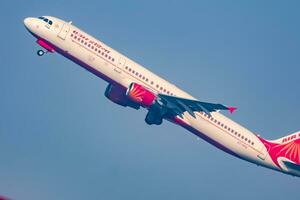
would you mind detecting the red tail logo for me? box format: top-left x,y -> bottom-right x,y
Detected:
259,136 -> 300,167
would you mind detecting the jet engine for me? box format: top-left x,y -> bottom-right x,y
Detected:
105,82 -> 164,125
104,84 -> 140,109
126,83 -> 157,107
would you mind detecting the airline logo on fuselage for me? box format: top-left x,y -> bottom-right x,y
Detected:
281,132 -> 300,143
72,30 -> 111,54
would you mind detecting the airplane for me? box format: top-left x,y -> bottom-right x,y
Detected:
24,16 -> 300,177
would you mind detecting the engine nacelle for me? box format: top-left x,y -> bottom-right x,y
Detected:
105,84 -> 140,109
126,83 -> 157,107
145,103 -> 164,125
106,83 -> 163,125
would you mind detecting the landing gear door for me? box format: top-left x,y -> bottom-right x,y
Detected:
58,23 -> 70,40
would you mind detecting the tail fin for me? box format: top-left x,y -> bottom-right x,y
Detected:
258,131 -> 300,171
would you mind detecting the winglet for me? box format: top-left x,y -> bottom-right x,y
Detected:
228,106 -> 237,114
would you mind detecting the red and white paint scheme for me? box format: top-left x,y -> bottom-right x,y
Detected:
24,16 -> 300,177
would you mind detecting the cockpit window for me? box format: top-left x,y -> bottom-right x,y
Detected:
37,16 -> 53,25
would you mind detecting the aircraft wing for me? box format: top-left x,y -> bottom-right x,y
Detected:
157,94 -> 236,118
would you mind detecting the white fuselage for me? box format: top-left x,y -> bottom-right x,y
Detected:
24,16 -> 283,174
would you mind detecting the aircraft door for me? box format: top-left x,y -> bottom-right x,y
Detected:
257,143 -> 270,160
58,23 -> 70,40
114,56 -> 126,74
118,57 -> 126,69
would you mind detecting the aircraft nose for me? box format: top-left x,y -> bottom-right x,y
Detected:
23,17 -> 35,31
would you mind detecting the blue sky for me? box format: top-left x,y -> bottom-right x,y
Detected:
1,0 -> 300,199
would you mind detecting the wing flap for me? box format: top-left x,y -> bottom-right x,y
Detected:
157,94 -> 234,118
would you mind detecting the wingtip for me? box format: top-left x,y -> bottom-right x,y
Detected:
228,106 -> 237,114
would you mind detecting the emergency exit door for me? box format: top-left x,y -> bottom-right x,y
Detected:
58,23 -> 70,40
